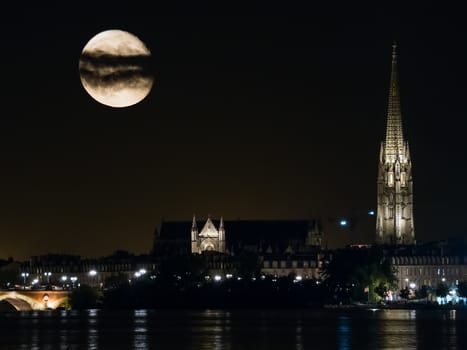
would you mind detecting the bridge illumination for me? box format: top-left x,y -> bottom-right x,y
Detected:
0,291 -> 70,311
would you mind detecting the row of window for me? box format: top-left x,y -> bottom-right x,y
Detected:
27,264 -> 156,274
393,256 -> 461,265
400,279 -> 457,288
263,260 -> 316,269
400,266 -> 463,277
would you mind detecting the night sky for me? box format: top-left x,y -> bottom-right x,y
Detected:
1,2 -> 466,260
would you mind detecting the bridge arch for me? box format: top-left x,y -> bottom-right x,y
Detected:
0,298 -> 33,311
0,292 -> 42,310
0,291 -> 70,310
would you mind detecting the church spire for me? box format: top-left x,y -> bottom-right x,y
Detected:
376,43 -> 415,245
218,216 -> 226,253
219,216 -> 224,230
191,214 -> 197,231
384,41 -> 405,162
191,214 -> 198,241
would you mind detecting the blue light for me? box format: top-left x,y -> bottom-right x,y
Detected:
368,210 -> 375,216
339,220 -> 348,227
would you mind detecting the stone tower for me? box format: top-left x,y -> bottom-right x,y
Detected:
376,43 -> 415,245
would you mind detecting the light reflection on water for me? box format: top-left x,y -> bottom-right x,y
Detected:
337,316 -> 350,350
295,318 -> 303,350
134,309 -> 148,350
87,309 -> 99,350
0,308 -> 467,349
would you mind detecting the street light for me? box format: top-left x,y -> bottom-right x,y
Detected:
21,272 -> 29,290
44,272 -> 52,284
88,270 -> 99,288
61,276 -> 68,290
70,276 -> 77,289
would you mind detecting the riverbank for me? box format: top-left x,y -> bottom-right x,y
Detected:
324,302 -> 467,310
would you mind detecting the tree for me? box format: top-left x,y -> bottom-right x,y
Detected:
375,281 -> 391,300
415,285 -> 430,302
0,261 -> 20,288
456,281 -> 467,298
399,287 -> 410,301
105,273 -> 129,289
158,254 -> 208,282
321,246 -> 397,303
354,261 -> 397,302
435,282 -> 449,303
69,284 -> 100,310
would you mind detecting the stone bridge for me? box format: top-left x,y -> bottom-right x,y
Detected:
0,290 -> 70,311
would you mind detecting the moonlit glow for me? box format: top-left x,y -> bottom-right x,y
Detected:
79,29 -> 154,108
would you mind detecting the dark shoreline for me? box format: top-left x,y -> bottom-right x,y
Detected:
323,303 -> 467,311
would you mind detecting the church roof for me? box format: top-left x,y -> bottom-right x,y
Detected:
199,217 -> 219,237
158,219 -> 315,249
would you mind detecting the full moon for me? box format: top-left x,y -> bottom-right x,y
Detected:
79,29 -> 154,108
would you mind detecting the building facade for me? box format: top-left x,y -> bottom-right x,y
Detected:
391,255 -> 467,292
191,215 -> 226,254
387,239 -> 467,301
21,252 -> 156,289
154,216 -> 324,278
376,43 -> 415,245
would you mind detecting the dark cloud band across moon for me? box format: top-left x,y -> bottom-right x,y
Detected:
78,30 -> 154,108
79,53 -> 153,88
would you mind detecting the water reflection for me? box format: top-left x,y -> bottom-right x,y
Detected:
30,311 -> 40,350
449,309 -> 456,320
295,318 -> 303,350
133,309 -> 148,350
337,316 -> 350,350
198,310 -> 229,350
378,309 -> 417,349
59,309 -> 68,350
1,308 -> 467,349
87,309 -> 99,350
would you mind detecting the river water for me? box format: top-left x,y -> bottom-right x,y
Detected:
0,308 -> 465,349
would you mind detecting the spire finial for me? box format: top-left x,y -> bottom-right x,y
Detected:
384,41 -> 404,161
220,216 -> 224,229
